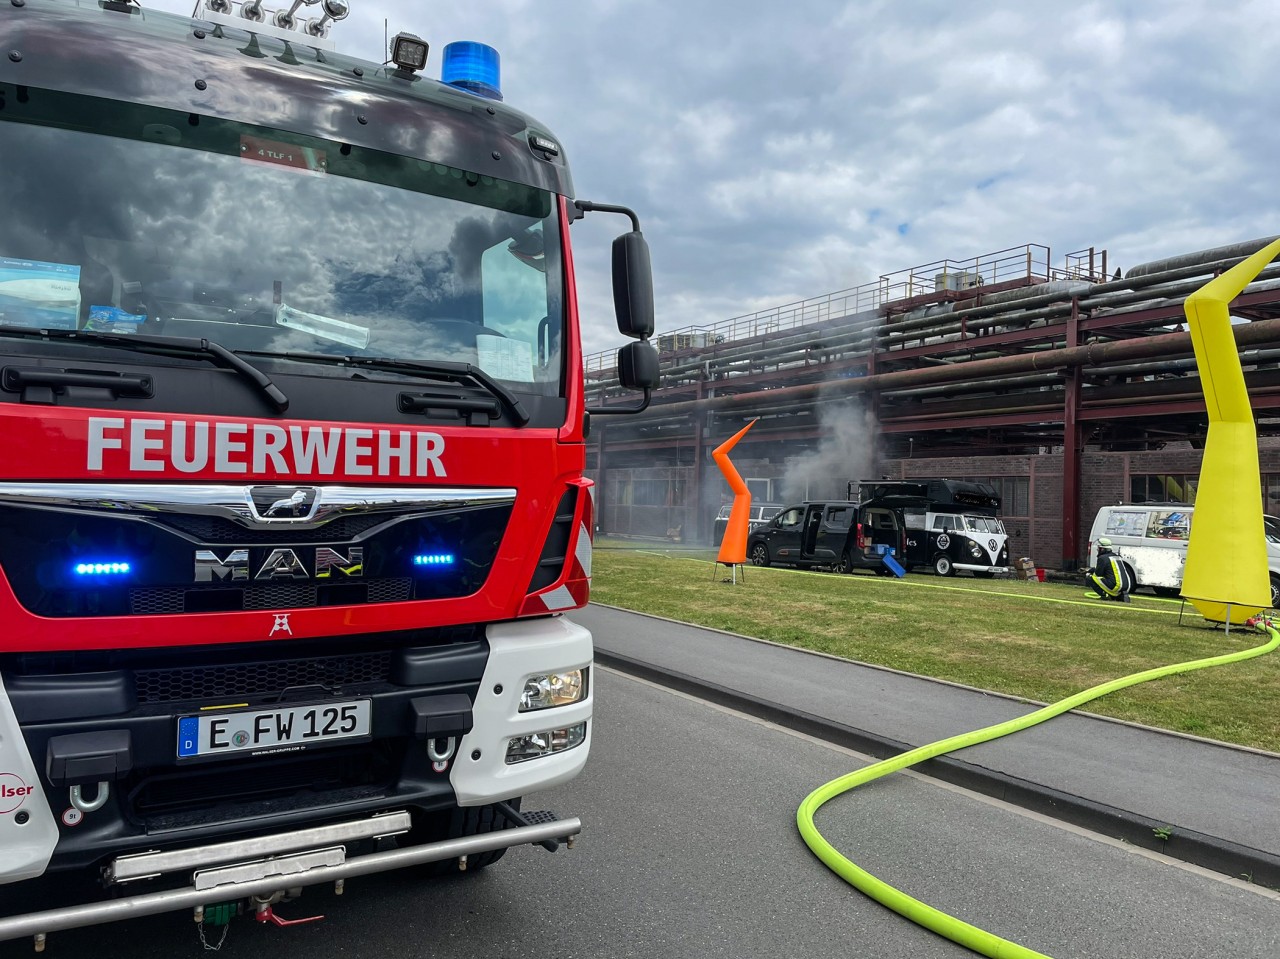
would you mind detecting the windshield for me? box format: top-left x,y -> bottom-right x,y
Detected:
965,516 -> 1004,534
0,86 -> 564,396
1265,516 -> 1280,545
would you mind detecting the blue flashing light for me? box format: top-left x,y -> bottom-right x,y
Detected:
441,41 -> 502,101
413,553 -> 456,568
74,561 -> 132,576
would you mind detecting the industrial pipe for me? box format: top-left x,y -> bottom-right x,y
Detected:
616,316 -> 1280,421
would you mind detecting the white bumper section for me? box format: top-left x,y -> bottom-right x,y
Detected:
450,616 -> 593,806
0,676 -> 58,884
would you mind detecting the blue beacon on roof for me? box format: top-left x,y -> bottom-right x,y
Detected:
441,41 -> 502,101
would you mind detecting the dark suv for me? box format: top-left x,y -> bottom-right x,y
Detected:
746,501 -> 905,574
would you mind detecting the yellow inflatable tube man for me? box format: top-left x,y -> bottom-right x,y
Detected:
1181,237 -> 1280,623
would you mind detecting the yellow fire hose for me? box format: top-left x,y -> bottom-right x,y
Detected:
797,619 -> 1280,959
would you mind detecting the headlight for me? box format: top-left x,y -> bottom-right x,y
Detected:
506,722 -> 587,764
969,542 -> 983,558
519,668 -> 588,712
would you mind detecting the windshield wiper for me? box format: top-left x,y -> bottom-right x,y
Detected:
244,351 -> 529,426
0,325 -> 288,412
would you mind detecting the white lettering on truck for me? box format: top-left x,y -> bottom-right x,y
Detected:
86,417 -> 447,477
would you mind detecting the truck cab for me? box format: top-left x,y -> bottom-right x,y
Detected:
0,0 -> 658,946
746,501 -> 905,574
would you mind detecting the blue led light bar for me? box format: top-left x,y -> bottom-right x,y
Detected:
413,553 -> 456,567
74,562 -> 132,576
441,41 -> 502,101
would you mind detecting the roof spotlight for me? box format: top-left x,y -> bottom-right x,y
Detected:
239,0 -> 264,21
390,31 -> 429,73
306,0 -> 348,36
273,0 -> 319,30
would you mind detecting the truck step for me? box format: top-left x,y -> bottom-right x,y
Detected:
518,809 -> 561,826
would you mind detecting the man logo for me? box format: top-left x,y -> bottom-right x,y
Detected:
194,547 -> 364,582
249,486 -> 319,522
267,490 -> 309,516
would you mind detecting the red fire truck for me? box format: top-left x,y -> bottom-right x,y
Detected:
0,0 -> 657,947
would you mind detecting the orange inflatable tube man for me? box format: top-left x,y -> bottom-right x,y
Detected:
714,419 -> 758,566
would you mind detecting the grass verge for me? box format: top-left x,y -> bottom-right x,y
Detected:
591,543 -> 1280,753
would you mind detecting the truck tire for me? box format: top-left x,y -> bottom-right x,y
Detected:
750,543 -> 770,567
834,551 -> 853,574
933,554 -> 954,577
1271,575 -> 1280,609
413,798 -> 522,874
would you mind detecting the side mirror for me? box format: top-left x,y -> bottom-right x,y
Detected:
576,200 -> 660,417
618,340 -> 658,390
612,231 -> 654,339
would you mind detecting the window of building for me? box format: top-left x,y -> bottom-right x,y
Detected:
1130,474 -> 1196,504
961,477 -> 1029,517
610,475 -> 685,507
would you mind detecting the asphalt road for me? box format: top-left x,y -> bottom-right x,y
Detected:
4,668 -> 1278,958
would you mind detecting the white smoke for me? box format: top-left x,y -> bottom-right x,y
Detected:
778,397 -> 879,503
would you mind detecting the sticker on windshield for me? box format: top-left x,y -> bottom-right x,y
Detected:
276,303 -> 370,349
86,305 -> 146,334
240,135 -> 327,175
0,258 -> 81,330
477,334 -> 534,382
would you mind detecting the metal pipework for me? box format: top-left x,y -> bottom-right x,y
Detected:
877,265 -> 1280,345
619,316 -> 1280,422
586,236 -> 1280,378
1125,235 -> 1280,279
649,264 -> 1280,396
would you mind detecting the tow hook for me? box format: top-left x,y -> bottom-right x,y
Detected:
428,735 -> 457,772
252,894 -> 324,928
68,782 -> 109,814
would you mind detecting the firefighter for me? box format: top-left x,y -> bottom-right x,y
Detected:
1087,538 -> 1134,602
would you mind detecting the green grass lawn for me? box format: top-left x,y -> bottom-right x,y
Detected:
590,543 -> 1280,754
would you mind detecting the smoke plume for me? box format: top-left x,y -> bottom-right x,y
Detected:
778,398 -> 879,503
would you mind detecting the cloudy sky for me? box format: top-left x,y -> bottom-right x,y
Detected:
151,0 -> 1280,357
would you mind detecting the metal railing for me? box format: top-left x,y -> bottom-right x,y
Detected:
584,243 -> 1074,378
876,244 -> 1051,303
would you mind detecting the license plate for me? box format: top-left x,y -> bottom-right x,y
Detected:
177,700 -> 371,759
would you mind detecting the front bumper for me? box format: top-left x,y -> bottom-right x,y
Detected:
0,811 -> 581,945
0,616 -> 592,884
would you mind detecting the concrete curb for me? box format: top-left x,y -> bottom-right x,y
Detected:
596,648 -> 1280,890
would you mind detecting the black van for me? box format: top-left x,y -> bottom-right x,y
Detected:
746,501 -> 905,574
